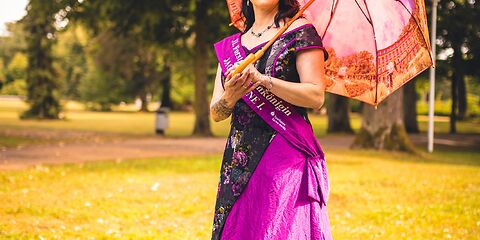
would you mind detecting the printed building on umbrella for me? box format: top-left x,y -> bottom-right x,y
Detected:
375,0 -> 432,101
377,20 -> 421,88
318,0 -> 432,105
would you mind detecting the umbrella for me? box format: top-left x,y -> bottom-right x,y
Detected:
226,0 -> 434,106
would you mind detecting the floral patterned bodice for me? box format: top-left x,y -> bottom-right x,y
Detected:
211,23 -> 329,240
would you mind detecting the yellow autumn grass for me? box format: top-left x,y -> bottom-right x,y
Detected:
1,149 -> 479,239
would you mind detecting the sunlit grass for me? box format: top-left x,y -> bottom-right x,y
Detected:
1,98 -> 478,145
0,150 -> 479,239
0,98 -> 231,138
0,155 -> 221,239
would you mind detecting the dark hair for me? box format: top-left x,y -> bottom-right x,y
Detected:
241,0 -> 302,33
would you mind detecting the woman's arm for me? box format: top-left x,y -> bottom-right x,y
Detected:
211,46 -> 326,122
259,49 -> 326,110
210,64 -> 233,122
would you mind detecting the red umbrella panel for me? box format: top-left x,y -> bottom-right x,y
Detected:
226,0 -> 434,106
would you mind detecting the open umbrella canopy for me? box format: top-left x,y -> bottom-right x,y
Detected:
226,0 -> 434,106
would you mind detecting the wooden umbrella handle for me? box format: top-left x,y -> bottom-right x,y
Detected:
232,0 -> 316,76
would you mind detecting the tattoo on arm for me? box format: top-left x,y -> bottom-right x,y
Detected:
212,98 -> 233,120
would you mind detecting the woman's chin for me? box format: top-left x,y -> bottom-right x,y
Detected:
251,0 -> 279,10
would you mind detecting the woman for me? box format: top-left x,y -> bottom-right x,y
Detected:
209,0 -> 331,239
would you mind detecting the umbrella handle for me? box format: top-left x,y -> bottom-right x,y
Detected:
232,50 -> 264,75
231,0 -> 316,76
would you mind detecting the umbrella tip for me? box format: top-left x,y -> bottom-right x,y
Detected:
229,22 -> 234,27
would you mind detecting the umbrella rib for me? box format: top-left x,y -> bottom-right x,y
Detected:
395,0 -> 434,65
362,0 -> 379,104
320,0 -> 340,39
353,0 -> 372,24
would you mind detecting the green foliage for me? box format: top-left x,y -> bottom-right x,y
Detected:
0,22 -> 28,90
72,0 -> 234,115
78,64 -> 125,111
170,71 -> 195,110
0,22 -> 27,64
18,0 -> 82,119
0,59 -> 5,86
53,24 -> 88,99
415,75 -> 480,117
435,0 -> 480,76
0,79 -> 27,96
417,93 -> 480,117
0,0 -> 236,116
75,29 -> 162,111
74,0 -> 191,45
0,53 -> 28,95
20,1 -> 67,119
6,52 -> 28,82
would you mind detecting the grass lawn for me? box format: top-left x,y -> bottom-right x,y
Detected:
1,149 -> 479,239
1,98 -> 479,148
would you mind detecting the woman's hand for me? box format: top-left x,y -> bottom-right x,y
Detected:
244,63 -> 274,91
222,62 -> 263,107
209,62 -> 263,122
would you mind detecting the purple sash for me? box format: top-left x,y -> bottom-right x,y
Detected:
213,33 -> 330,205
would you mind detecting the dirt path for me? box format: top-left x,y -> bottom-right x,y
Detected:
0,136 -> 228,170
0,132 -> 478,171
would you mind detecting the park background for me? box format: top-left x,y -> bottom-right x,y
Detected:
0,0 -> 479,239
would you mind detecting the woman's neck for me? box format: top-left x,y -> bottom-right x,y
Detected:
252,4 -> 279,29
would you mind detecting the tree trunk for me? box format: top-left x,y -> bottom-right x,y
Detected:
450,71 -> 458,134
351,89 -> 415,152
192,0 -> 213,136
133,57 -> 150,113
403,79 -> 419,133
450,45 -> 463,134
21,1 -> 62,119
139,91 -> 149,112
160,63 -> 172,109
457,75 -> 467,120
326,94 -> 353,133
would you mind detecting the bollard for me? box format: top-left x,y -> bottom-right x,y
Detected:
155,107 -> 169,135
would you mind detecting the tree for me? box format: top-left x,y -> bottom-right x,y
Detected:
403,79 -> 420,133
0,22 -> 27,64
435,0 -> 480,131
21,1 -> 62,119
6,53 -> 28,83
159,58 -> 172,109
74,0 -> 233,135
77,28 -> 160,111
131,46 -> 160,112
54,23 -> 88,100
0,59 -> 5,88
0,21 -> 28,91
20,0 -> 79,119
326,94 -> 353,133
352,89 -> 415,152
79,66 -> 125,111
192,0 -> 213,136
0,52 -> 28,95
